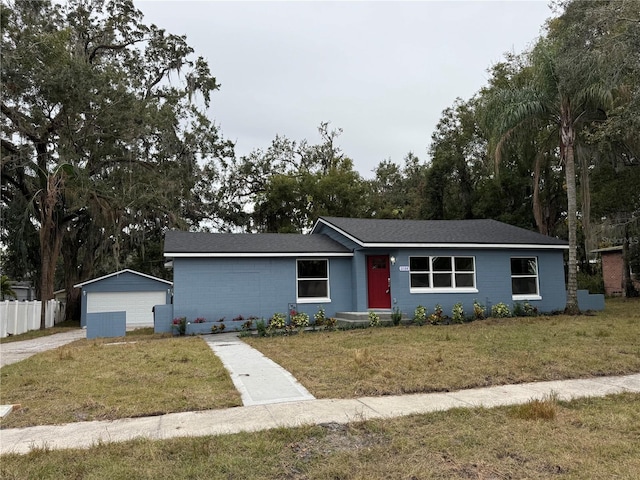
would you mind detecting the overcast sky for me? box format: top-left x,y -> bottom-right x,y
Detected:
137,0 -> 553,178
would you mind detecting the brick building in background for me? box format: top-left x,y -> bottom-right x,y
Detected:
592,246 -> 639,296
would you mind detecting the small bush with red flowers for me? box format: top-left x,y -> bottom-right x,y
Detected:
172,317 -> 186,335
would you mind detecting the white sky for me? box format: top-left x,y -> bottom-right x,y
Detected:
137,0 -> 553,178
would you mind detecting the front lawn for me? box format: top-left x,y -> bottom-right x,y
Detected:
245,298 -> 640,398
0,336 -> 242,428
1,299 -> 638,430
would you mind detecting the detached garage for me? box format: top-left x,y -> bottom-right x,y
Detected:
75,269 -> 172,329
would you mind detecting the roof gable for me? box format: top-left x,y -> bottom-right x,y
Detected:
74,269 -> 173,288
164,231 -> 352,257
313,217 -> 568,248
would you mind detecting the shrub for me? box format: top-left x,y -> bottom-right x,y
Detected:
491,302 -> 511,318
451,302 -> 464,323
473,300 -> 486,320
413,305 -> 427,326
577,271 -> 605,294
232,314 -> 244,322
172,317 -> 186,335
241,319 -> 253,331
256,319 -> 267,337
368,311 -> 381,327
291,311 -> 310,328
513,301 -> 538,317
325,317 -> 337,331
513,301 -> 524,317
194,317 -> 206,324
523,301 -> 538,316
268,312 -> 286,330
429,304 -> 444,325
314,306 -> 326,326
391,306 -> 402,326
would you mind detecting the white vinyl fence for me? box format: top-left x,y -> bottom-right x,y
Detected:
0,300 -> 65,338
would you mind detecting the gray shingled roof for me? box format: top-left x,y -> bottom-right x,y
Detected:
164,231 -> 352,255
316,217 -> 568,246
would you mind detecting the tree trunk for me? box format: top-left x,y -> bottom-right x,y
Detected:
561,104 -> 580,314
580,148 -> 592,273
62,226 -> 97,323
38,174 -> 64,329
62,239 -> 83,323
622,222 -> 639,297
532,152 -> 548,235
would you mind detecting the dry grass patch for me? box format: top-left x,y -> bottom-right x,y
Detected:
244,298 -> 640,398
0,335 -> 241,428
1,393 -> 638,479
511,394 -> 559,421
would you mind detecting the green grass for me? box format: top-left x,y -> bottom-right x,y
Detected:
1,393 -> 638,479
244,298 -> 640,398
0,335 -> 242,428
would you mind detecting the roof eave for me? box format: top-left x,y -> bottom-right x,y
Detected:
73,268 -> 173,288
312,217 -> 366,246
356,242 -> 568,249
164,252 -> 354,258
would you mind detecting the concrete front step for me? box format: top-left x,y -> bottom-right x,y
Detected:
335,311 -> 408,328
337,311 -> 393,321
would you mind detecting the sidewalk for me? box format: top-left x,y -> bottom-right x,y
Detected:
2,373 -> 639,455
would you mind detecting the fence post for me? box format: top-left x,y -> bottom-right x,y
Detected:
26,301 -> 34,333
46,300 -> 58,328
0,301 -> 7,338
10,302 -> 19,335
31,301 -> 41,332
15,302 -> 26,335
56,302 -> 66,324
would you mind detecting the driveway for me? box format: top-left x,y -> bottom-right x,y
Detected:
0,330 -> 86,367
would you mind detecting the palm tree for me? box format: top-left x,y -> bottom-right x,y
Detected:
481,34 -> 613,314
1,275 -> 16,300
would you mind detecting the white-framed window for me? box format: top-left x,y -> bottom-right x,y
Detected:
296,259 -> 330,303
409,256 -> 477,293
511,257 -> 541,300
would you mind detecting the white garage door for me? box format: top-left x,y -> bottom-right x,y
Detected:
87,291 -> 166,327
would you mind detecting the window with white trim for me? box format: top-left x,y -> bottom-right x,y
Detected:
297,259 -> 330,302
409,256 -> 476,292
511,257 -> 540,299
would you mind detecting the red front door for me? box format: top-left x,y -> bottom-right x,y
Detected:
367,255 -> 391,309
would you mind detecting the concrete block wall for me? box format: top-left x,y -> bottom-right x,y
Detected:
86,311 -> 126,339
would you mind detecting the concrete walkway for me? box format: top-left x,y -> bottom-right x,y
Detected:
205,334 -> 315,406
1,373 -> 638,455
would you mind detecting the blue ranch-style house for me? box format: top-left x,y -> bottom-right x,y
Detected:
163,216 -> 570,325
